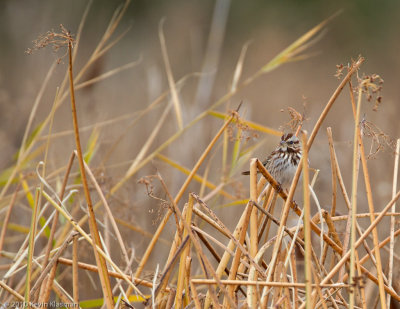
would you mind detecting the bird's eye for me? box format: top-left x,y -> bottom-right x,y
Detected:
288,141 -> 293,144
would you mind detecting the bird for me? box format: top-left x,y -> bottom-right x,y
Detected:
242,133 -> 302,190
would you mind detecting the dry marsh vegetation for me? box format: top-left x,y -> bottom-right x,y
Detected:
0,2 -> 399,308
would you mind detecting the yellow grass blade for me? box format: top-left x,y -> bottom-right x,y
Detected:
83,128 -> 100,164
261,13 -> 339,74
208,110 -> 281,135
156,153 -> 235,200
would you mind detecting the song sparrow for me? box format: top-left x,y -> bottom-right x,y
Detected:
242,133 -> 302,190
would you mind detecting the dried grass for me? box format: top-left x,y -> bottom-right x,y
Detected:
0,2 -> 399,309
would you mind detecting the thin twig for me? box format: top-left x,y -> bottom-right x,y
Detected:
387,139 -> 400,307
301,131 -> 312,308
67,37 -> 114,306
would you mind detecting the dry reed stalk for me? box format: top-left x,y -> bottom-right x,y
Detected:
349,80 -> 387,308
0,281 -> 24,301
248,158 -> 259,308
272,254 -> 284,305
191,227 -> 234,266
56,258 -> 163,291
192,279 -> 354,288
256,177 -> 269,198
72,233 -> 79,304
330,212 -> 400,221
280,258 -> 292,308
33,82 -> 60,303
190,280 -> 202,309
290,249 -> 299,309
323,128 -> 338,265
195,228 -> 229,268
175,195 -> 194,308
250,234 -> 283,307
349,79 -> 362,308
50,277 -> 74,305
322,211 -> 343,248
193,207 -> 230,238
154,240 -> 187,307
38,152 -> 75,298
149,228 -> 197,304
254,202 -> 306,252
259,191 -> 278,244
326,132 -> 340,209
3,271 -> 26,304
30,232 -> 77,297
224,201 -> 253,307
184,256 -> 192,304
327,128 -> 379,286
355,250 -> 367,309
387,138 -> 400,307
311,267 -> 328,309
52,198 -> 83,249
83,159 -> 130,267
67,39 -> 114,307
301,131 -> 312,308
165,288 -> 176,309
257,185 -> 273,225
109,252 -> 136,306
24,189 -> 40,304
38,260 -> 58,303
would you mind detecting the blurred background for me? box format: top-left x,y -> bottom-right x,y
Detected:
0,0 -> 399,302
